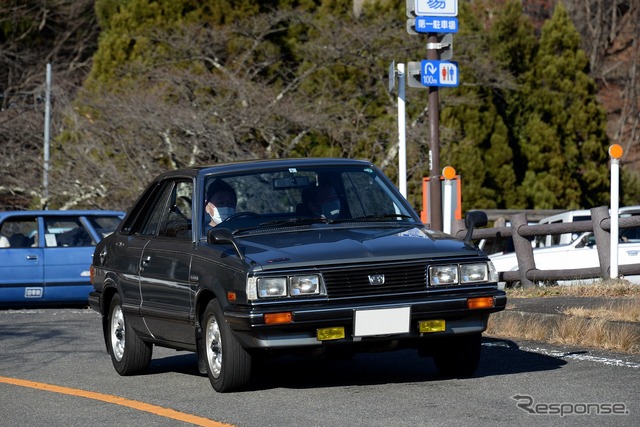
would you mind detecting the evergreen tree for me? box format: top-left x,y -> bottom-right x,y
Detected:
437,1 -> 519,209
516,3 -> 610,209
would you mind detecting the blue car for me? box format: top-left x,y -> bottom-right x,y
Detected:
0,210 -> 124,307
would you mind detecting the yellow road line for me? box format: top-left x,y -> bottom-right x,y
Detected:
0,376 -> 233,427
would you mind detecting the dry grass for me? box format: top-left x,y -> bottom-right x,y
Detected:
563,301 -> 640,323
506,279 -> 640,298
552,317 -> 640,353
486,312 -> 640,354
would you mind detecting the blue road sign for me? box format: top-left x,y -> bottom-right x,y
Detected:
420,60 -> 459,87
414,16 -> 458,33
415,0 -> 458,17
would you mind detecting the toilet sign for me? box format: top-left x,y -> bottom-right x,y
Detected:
420,60 -> 459,87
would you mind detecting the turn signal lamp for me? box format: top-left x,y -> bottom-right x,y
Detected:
467,297 -> 495,309
264,312 -> 293,325
317,327 -> 345,341
419,319 -> 446,333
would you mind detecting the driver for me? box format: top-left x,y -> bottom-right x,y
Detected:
305,184 -> 341,220
205,179 -> 237,228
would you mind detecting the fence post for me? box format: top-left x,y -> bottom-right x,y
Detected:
510,213 -> 536,288
451,218 -> 465,239
591,206 -> 611,279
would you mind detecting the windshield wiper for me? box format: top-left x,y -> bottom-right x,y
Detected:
341,214 -> 414,222
232,217 -> 328,233
259,217 -> 329,227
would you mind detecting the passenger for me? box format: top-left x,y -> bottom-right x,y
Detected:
304,184 -> 341,220
204,179 -> 237,228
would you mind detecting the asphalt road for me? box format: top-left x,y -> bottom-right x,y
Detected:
1,307 -> 638,426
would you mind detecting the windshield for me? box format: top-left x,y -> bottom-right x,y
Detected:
202,165 -> 418,234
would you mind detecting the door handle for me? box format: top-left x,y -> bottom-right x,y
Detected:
26,255 -> 38,261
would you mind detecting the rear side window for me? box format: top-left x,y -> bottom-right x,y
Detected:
0,217 -> 38,248
44,216 -> 94,247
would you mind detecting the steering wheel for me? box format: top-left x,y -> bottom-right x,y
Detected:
223,212 -> 259,222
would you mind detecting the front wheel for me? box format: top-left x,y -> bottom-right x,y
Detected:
432,333 -> 482,378
107,294 -> 152,375
203,299 -> 252,392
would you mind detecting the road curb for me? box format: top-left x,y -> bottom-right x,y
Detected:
487,306 -> 640,354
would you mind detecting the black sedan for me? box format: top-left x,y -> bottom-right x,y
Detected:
89,158 -> 506,392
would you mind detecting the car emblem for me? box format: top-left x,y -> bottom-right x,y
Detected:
368,274 -> 385,285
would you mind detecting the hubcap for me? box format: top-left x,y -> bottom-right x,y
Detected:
206,316 -> 222,378
110,305 -> 125,361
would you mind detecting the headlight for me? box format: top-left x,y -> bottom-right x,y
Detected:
250,274 -> 323,300
429,265 -> 458,285
257,277 -> 287,298
429,262 -> 496,286
460,263 -> 489,283
290,275 -> 319,295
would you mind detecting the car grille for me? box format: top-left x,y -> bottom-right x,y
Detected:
321,263 -> 427,298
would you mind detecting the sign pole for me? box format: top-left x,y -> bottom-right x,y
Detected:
398,63 -> 407,198
427,33 -> 442,231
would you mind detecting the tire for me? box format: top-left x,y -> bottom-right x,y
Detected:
107,294 -> 152,375
203,299 -> 252,392
432,333 -> 482,378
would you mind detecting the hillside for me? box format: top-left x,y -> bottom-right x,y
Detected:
0,0 -> 638,210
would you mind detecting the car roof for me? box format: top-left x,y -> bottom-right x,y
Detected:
152,158 -> 375,180
538,205 -> 640,224
0,210 -> 125,220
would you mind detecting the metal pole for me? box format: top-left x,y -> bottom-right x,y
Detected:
610,157 -> 620,279
443,177 -> 452,234
43,63 -> 51,209
397,63 -> 407,198
427,33 -> 442,231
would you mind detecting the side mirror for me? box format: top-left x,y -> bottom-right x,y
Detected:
207,228 -> 245,260
463,210 -> 488,244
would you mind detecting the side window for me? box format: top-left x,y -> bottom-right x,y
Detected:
44,216 -> 95,247
140,184 -> 173,236
161,180 -> 193,239
0,217 -> 38,248
86,215 -> 123,239
134,179 -> 192,238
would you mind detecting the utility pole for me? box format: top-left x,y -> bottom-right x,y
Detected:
43,63 -> 51,209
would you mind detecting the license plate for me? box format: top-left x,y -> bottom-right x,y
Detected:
353,307 -> 410,337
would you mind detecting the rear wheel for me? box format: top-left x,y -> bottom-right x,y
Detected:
203,299 -> 252,392
108,294 -> 152,375
432,333 -> 482,378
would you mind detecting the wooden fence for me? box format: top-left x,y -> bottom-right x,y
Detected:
450,206 -> 640,287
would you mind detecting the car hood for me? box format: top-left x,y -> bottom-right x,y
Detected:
234,225 -> 484,269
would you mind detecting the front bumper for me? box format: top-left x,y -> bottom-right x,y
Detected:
224,290 -> 507,349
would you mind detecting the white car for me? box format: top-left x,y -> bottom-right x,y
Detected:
489,231 -> 640,286
533,205 -> 640,248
